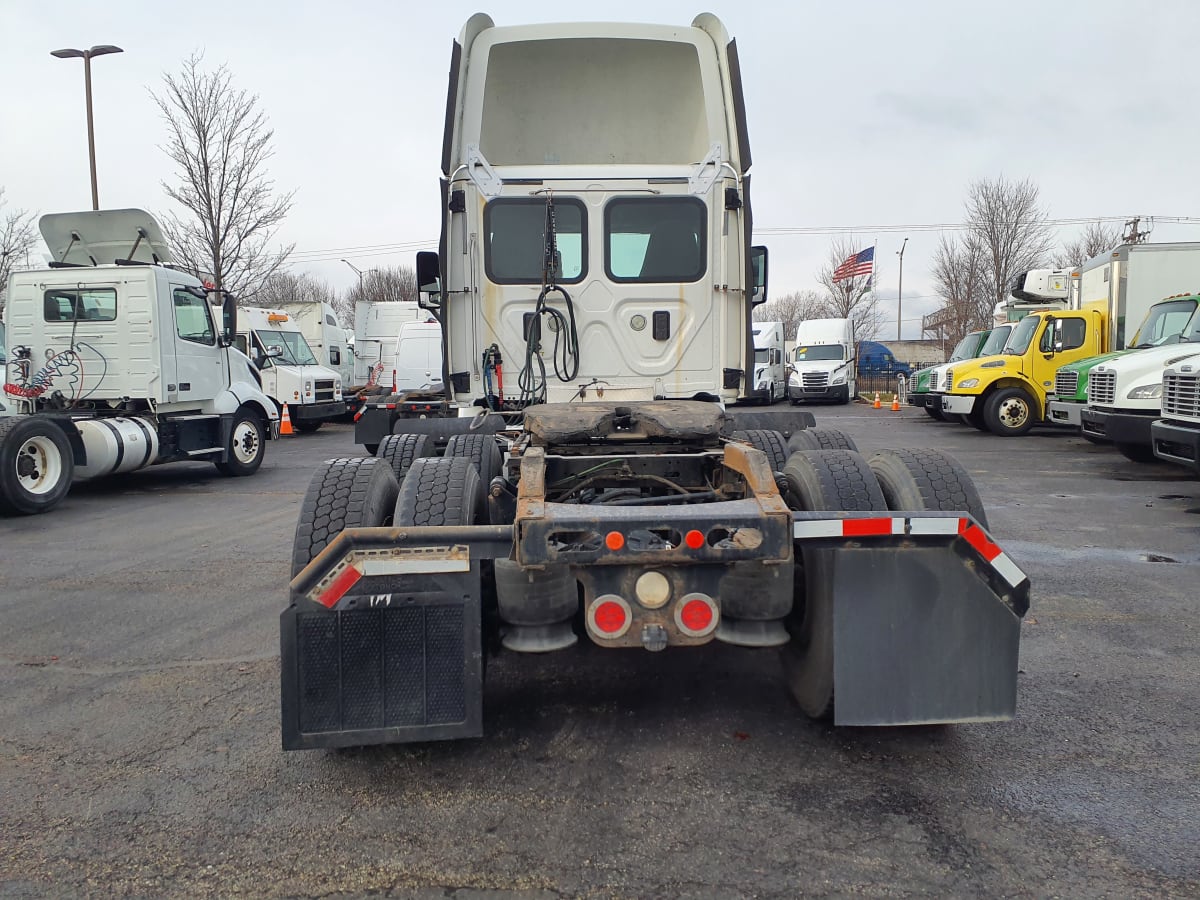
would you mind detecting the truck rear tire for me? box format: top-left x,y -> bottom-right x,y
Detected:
444,433 -> 503,483
728,429 -> 789,471
781,449 -> 888,719
393,457 -> 483,526
786,428 -> 859,455
984,387 -> 1037,437
215,408 -> 267,477
0,416 -> 75,516
291,457 -> 400,576
375,433 -> 435,482
867,448 -> 989,528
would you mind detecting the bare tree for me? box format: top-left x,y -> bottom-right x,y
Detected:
347,265 -> 419,305
256,271 -> 341,317
964,176 -> 1053,307
753,290 -> 828,341
153,53 -> 295,299
1052,221 -> 1123,269
928,233 -> 993,347
816,238 -> 883,342
0,188 -> 38,315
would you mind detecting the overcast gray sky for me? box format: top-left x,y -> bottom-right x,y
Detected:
4,0 -> 1199,337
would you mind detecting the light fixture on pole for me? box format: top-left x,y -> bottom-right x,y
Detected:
896,237 -> 909,341
50,44 -> 123,211
341,258 -> 368,290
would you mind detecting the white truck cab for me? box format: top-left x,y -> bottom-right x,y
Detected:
278,300 -> 354,390
0,208 -> 278,515
750,320 -> 786,403
1152,351 -> 1200,472
236,307 -> 344,432
788,318 -> 855,404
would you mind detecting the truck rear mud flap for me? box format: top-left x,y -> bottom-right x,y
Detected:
280,525 -> 511,751
793,513 -> 1029,725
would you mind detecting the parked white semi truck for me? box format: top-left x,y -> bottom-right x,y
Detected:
0,209 -> 278,515
750,320 -> 786,403
281,14 -> 1028,751
787,318 -> 855,404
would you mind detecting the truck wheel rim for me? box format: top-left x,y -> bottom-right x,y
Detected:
999,398 -> 1029,428
232,421 -> 261,463
15,436 -> 63,496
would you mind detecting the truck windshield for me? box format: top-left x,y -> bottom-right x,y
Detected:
949,332 -> 981,361
256,330 -> 318,365
794,345 -> 844,361
1128,299 -> 1197,348
978,325 -> 1013,356
1003,316 -> 1040,355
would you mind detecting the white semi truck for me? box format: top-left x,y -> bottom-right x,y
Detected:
750,320 -> 786,403
280,14 -> 1029,751
787,318 -> 855,404
0,209 -> 278,515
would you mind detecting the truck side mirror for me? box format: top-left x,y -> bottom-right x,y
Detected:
416,251 -> 442,308
750,245 -> 768,306
220,291 -> 237,348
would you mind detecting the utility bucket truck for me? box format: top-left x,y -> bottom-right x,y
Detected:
0,209 -> 278,516
280,15 -> 1029,751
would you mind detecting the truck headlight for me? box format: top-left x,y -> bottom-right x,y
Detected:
832,374 -> 846,385
304,380 -> 313,393
1127,384 -> 1162,400
957,378 -> 980,389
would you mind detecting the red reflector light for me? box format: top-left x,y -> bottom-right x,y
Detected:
842,518 -> 893,537
593,600 -> 628,634
680,598 -> 714,632
605,531 -> 625,551
317,565 -> 362,609
684,529 -> 704,549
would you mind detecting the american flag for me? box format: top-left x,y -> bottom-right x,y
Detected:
832,247 -> 874,282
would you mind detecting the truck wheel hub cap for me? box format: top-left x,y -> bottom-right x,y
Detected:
999,399 -> 1029,427
16,437 -> 62,495
232,423 -> 260,463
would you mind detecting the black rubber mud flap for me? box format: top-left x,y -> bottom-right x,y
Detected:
281,564 -> 484,750
826,543 -> 1023,725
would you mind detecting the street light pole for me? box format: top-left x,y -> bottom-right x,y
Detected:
341,258 -> 365,290
896,237 -> 909,341
51,45 -> 123,211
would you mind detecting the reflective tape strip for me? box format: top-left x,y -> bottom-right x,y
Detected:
842,517 -> 904,537
907,517 -> 964,536
959,522 -> 1002,562
990,552 -> 1026,588
792,521 -> 846,539
316,565 -> 362,609
360,557 -> 470,576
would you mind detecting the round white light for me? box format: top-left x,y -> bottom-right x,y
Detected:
634,571 -> 671,609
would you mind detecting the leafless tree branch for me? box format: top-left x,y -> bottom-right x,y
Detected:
1051,221 -> 1123,269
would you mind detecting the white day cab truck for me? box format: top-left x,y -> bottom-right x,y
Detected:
236,307 -> 344,432
1152,351 -> 1200,473
0,209 -> 279,516
1078,296 -> 1200,461
750,320 -> 786,403
280,14 -> 1029,751
787,318 -> 855,404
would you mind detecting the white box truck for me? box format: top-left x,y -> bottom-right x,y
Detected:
788,318 -> 855,404
750,320 -> 786,403
352,301 -> 426,389
0,209 -> 278,515
236,307 -> 344,432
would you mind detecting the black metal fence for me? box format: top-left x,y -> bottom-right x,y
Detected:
857,370 -> 911,398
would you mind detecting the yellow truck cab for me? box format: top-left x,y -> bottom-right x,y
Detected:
940,302 -> 1107,435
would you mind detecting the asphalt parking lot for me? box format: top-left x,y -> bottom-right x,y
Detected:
1,403 -> 1197,897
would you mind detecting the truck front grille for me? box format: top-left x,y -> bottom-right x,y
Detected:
944,368 -> 953,391
1055,370 -> 1078,396
802,372 -> 829,389
1163,372 -> 1200,417
315,379 -> 336,402
930,370 -> 940,391
1089,371 -> 1116,406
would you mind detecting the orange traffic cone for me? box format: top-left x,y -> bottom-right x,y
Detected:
891,395 -> 901,411
873,391 -> 881,409
279,402 -> 295,435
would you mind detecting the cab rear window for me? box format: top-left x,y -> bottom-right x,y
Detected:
43,288 -> 117,322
